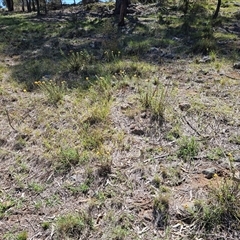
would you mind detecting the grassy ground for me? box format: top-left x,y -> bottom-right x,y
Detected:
0,1 -> 240,239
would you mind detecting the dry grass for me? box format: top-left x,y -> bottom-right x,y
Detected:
0,2 -> 240,239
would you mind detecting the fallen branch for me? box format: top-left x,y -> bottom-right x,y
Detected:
5,108 -> 18,132
181,116 -> 202,136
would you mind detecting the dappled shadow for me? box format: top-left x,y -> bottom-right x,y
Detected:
0,2 -> 240,89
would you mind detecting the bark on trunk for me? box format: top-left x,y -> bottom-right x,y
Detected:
6,0 -> 14,11
35,0 -> 40,15
114,0 -> 130,26
26,0 -> 32,12
22,0 -> 25,11
213,0 -> 221,19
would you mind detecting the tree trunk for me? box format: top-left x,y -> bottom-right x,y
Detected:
114,0 -> 121,14
114,0 -> 130,26
22,0 -> 25,11
43,0 -> 47,14
32,0 -> 36,12
26,0 -> 32,12
182,0 -> 189,14
6,0 -> 14,11
213,0 -> 221,19
35,0 -> 40,15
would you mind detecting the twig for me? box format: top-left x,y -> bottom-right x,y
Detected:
144,153 -> 169,163
181,116 -> 202,136
224,74 -> 240,81
5,108 -> 18,132
25,218 -> 36,232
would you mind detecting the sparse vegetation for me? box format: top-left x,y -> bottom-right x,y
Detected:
55,212 -> 93,239
177,136 -> 199,161
140,83 -> 169,124
0,1 -> 239,239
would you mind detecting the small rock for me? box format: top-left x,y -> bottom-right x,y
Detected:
140,112 -> 147,118
0,139 -> 7,147
199,56 -> 211,63
164,53 -> 175,59
234,171 -> 240,181
195,77 -> 204,83
148,47 -> 159,54
233,62 -> 240,69
234,156 -> 240,162
202,167 -> 216,179
131,128 -> 145,136
143,212 -> 152,222
179,102 -> 191,111
120,104 -> 129,110
129,124 -> 136,130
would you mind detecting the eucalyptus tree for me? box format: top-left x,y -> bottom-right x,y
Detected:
6,0 -> 14,11
213,0 -> 221,19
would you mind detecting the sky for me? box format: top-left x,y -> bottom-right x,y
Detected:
0,0 -> 109,7
0,1 -> 80,7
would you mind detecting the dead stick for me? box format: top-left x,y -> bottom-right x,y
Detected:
182,116 -> 201,136
5,109 -> 18,132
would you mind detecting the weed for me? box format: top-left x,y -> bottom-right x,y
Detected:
97,160 -> 112,178
55,212 -> 93,239
41,221 -> 50,230
0,200 -> 14,219
161,166 -> 182,186
153,194 -> 170,229
207,147 -> 224,161
62,49 -> 93,73
112,226 -> 129,239
126,40 -> 150,56
192,37 -> 216,54
34,200 -> 43,210
177,136 -> 199,161
229,134 -> 240,145
140,83 -> 169,124
66,183 -> 90,195
35,79 -> 67,104
56,147 -> 80,172
191,177 -> 240,232
28,182 -> 45,193
16,231 -> 28,240
102,50 -> 121,62
111,213 -> 134,239
152,175 -> 161,188
80,125 -> 105,151
165,125 -> 181,141
45,194 -> 61,207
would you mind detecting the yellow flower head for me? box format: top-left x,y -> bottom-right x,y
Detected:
23,89 -> 27,92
